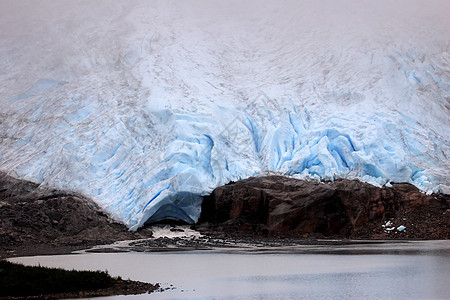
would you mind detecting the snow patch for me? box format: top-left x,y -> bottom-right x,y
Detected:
150,225 -> 203,240
382,221 -> 407,233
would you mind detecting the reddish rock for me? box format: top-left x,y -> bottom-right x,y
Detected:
199,176 -> 449,239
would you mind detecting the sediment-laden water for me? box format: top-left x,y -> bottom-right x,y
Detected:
10,241 -> 450,299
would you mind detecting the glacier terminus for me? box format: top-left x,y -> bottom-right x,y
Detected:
0,0 -> 449,230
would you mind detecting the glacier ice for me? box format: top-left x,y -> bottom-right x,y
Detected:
0,0 -> 449,230
397,226 -> 406,232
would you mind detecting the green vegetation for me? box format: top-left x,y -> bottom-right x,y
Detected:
0,260 -> 118,297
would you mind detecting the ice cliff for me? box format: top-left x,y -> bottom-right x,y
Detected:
0,0 -> 449,230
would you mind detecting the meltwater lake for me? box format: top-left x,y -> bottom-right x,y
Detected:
10,240 -> 450,300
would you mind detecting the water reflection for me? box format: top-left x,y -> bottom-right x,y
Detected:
10,240 -> 450,299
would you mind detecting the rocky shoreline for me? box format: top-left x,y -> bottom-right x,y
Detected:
0,172 -> 154,258
1,173 -> 449,259
1,172 -> 449,298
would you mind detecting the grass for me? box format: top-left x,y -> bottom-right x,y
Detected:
0,260 -> 118,297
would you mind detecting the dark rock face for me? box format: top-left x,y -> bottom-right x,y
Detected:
2,171 -> 448,259
0,172 -> 144,257
199,176 -> 450,239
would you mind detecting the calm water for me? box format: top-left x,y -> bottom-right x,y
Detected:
10,241 -> 450,300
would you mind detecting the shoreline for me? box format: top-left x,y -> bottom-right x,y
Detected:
9,238 -> 448,300
1,173 -> 448,260
5,230 -> 448,299
5,227 -> 449,259
0,259 -> 159,300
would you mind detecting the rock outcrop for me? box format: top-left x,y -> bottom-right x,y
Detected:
0,172 -> 146,257
199,176 -> 450,239
2,171 -> 449,258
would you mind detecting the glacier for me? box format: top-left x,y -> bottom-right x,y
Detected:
0,0 -> 449,230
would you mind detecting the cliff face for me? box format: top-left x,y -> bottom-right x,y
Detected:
199,176 -> 450,239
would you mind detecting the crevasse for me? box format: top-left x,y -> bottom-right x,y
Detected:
0,0 -> 449,230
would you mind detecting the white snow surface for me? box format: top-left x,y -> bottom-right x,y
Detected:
0,0 -> 449,230
150,225 -> 203,240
